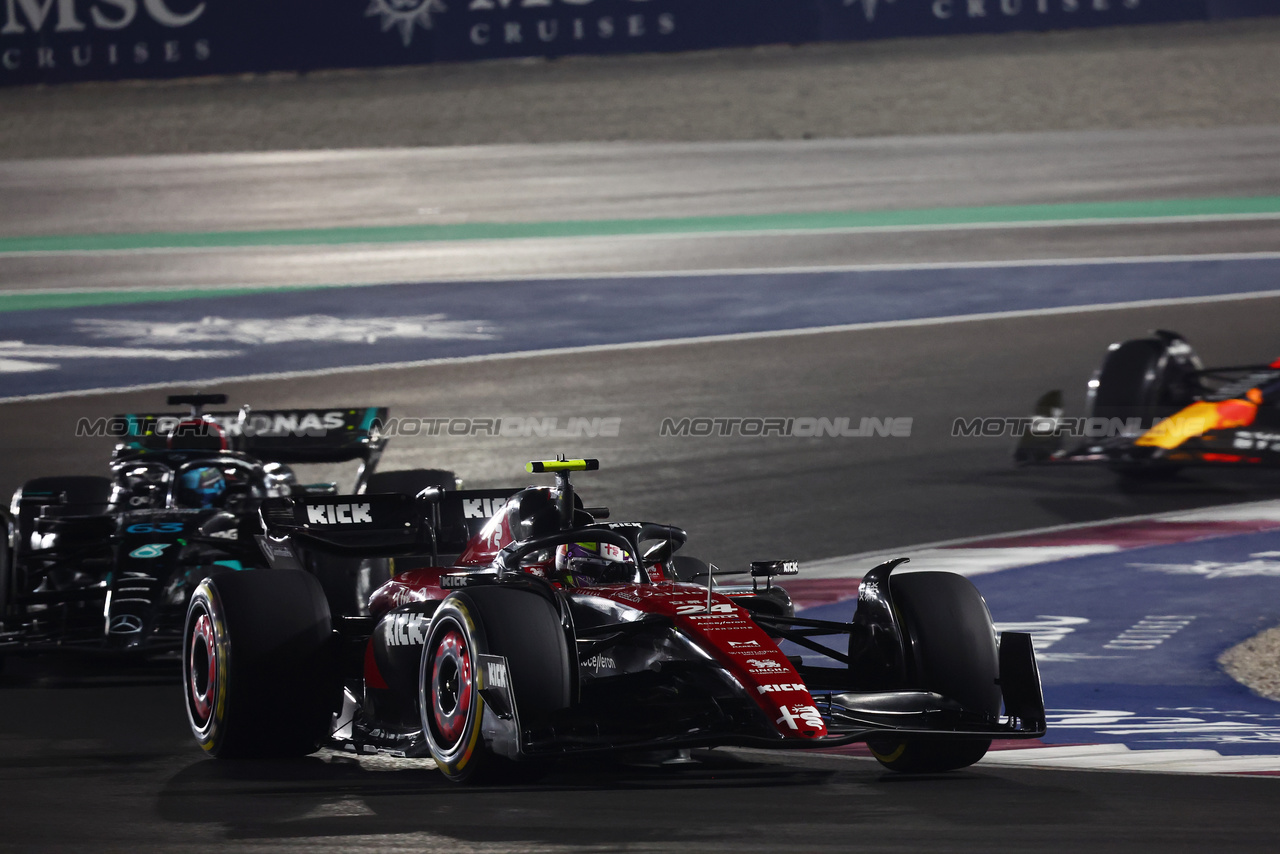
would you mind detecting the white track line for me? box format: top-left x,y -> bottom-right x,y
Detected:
801,499 -> 1280,579
813,546 -> 1123,579
979,744 -> 1280,775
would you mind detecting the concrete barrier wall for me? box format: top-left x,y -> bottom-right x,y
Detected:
1,1 -> 1276,87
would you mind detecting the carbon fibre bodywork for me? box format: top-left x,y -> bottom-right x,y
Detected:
253,461 -> 1046,772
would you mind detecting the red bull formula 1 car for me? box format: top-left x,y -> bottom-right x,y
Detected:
182,458 -> 1045,782
1016,330 -> 1280,477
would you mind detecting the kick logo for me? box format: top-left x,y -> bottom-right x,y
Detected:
367,0 -> 448,46
306,503 -> 374,525
384,612 -> 428,647
462,497 -> 506,519
758,683 -> 806,694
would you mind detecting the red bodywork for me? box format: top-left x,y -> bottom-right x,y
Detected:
577,584 -> 827,741
365,490 -> 826,742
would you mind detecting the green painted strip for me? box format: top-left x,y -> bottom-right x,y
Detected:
0,284 -> 326,313
2,196 -> 1278,255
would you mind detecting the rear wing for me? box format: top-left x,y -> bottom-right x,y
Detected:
260,492 -> 430,558
259,487 -> 520,561
110,407 -> 388,463
432,488 -> 521,554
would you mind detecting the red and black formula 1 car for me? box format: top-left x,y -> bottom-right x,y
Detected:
1016,329 -> 1280,477
0,394 -> 456,666
182,458 -> 1044,781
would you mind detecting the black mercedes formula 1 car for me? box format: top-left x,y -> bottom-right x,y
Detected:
1016,329 -> 1280,477
180,458 -> 1045,782
0,394 -> 457,666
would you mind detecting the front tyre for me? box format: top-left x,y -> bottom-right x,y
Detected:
866,571 -> 1001,773
422,606 -> 483,781
184,569 -> 337,758
868,736 -> 993,774
420,587 -> 571,784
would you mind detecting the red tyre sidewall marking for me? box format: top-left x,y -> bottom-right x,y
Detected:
189,610 -> 217,725
432,628 -> 472,748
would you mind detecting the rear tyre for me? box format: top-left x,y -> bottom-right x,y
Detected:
1090,335 -> 1202,427
866,571 -> 1000,773
183,569 -> 337,758
420,586 -> 570,784
1090,336 -> 1202,479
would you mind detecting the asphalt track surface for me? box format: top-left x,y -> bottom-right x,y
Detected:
3,126 -> 1280,293
3,127 -> 1280,848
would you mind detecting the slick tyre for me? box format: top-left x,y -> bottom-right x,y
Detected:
1091,337 -> 1203,480
420,587 -> 570,784
1090,336 -> 1201,427
184,569 -> 337,759
867,571 -> 1001,774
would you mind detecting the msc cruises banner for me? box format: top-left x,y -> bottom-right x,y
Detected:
1,1 -> 1274,86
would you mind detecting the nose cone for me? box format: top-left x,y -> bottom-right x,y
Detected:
105,610 -> 150,649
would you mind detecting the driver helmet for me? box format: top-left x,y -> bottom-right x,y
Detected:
554,540 -> 635,588
176,466 -> 226,508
